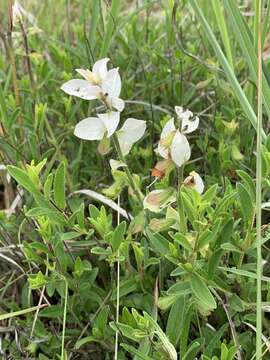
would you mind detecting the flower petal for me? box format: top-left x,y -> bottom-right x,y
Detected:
97,111 -> 120,138
175,106 -> 199,134
109,159 -> 127,171
75,69 -> 100,84
170,131 -> 191,167
118,141 -> 132,156
61,79 -> 100,100
181,116 -> 199,134
107,96 -> 125,112
118,118 -> 146,143
157,142 -> 170,159
161,118 -> 175,139
117,118 -> 146,155
74,117 -> 106,140
92,58 -> 109,82
111,97 -> 125,112
175,106 -> 193,120
102,68 -> 121,97
183,171 -> 204,194
157,118 -> 176,159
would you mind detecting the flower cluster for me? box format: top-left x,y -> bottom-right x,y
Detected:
144,107 -> 204,212
61,58 -> 204,214
61,58 -> 146,156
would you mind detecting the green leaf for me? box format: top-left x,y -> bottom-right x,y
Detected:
28,271 -> 48,289
204,323 -> 228,357
167,281 -> 192,296
182,341 -> 201,360
73,257 -> 84,278
75,336 -> 98,349
202,184 -> 218,204
7,165 -> 38,195
146,228 -> 170,255
170,232 -> 193,253
219,267 -> 270,283
166,296 -> 186,347
53,162 -> 66,209
121,344 -> 153,360
191,274 -> 216,309
111,221 -> 126,252
111,279 -> 137,300
26,206 -> 66,225
93,305 -> 110,338
236,170 -> 255,202
44,173 -> 54,199
39,305 -> 63,318
237,182 -> 254,226
208,249 -> 223,279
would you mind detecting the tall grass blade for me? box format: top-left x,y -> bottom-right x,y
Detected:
262,1 -> 270,48
210,0 -> 234,69
256,2 -> 263,359
89,0 -> 100,51
189,0 -> 266,140
225,0 -> 270,121
99,0 -> 121,58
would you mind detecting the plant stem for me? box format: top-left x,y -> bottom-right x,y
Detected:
112,134 -> 144,208
61,279 -> 68,360
256,0 -> 262,359
114,195 -> 120,360
177,166 -> 187,234
19,20 -> 35,97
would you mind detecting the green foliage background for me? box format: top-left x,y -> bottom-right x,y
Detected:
0,0 -> 270,359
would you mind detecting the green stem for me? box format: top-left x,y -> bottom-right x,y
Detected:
177,166 -> 187,234
112,134 -> 144,208
61,279 -> 68,360
256,1 -> 262,359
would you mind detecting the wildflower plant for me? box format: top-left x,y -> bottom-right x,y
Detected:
144,106 -> 204,213
3,1 -> 269,358
61,58 -> 146,205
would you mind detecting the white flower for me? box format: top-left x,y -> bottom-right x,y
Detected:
183,171 -> 204,194
74,111 -> 120,140
157,118 -> 190,167
117,118 -> 146,155
175,106 -> 199,134
156,107 -> 199,167
61,58 -> 125,112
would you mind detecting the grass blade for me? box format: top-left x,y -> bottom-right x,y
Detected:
0,304 -> 47,321
225,0 -> 270,121
256,1 -> 263,358
189,0 -> 266,140
99,0 -> 121,58
89,0 -> 100,51
210,0 -> 234,69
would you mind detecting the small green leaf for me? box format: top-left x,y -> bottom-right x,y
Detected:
7,165 -> 38,195
191,274 -> 216,309
39,305 -> 63,318
74,257 -> 84,278
237,182 -> 254,226
111,221 -> 126,252
44,173 -> 54,199
146,228 -> 170,255
54,162 -> 66,209
167,281 -> 191,296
